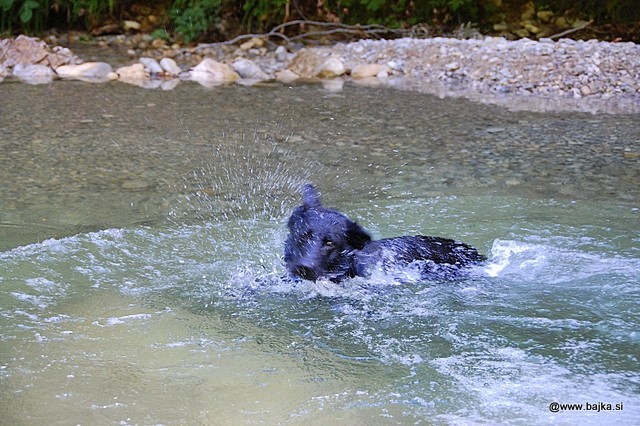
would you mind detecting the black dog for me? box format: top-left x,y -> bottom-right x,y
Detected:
284,184 -> 485,282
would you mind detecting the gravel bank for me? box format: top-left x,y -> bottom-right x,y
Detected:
289,37 -> 640,113
2,34 -> 639,113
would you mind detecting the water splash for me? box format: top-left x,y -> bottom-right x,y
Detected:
168,131 -> 323,225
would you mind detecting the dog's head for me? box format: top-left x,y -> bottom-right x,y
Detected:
284,184 -> 371,282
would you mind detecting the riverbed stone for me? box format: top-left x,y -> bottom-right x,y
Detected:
275,45 -> 288,62
123,20 -> 141,31
239,37 -> 264,51
287,48 -> 322,78
12,63 -> 55,84
275,69 -> 299,83
189,58 -> 240,83
116,63 -> 149,83
231,58 -> 269,80
159,57 -> 181,76
315,57 -> 346,78
139,57 -> 163,74
351,63 -> 388,79
0,35 -> 77,69
55,62 -> 116,82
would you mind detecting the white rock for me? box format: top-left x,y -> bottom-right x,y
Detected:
315,57 -> 346,78
239,37 -> 264,51
139,57 -> 163,74
275,69 -> 299,84
12,63 -> 55,84
445,62 -> 460,71
123,20 -> 141,31
55,62 -> 115,81
189,58 -> 240,83
159,57 -> 181,76
275,45 -> 288,62
351,63 -> 387,79
116,63 -> 149,82
386,59 -> 404,71
231,58 -> 269,80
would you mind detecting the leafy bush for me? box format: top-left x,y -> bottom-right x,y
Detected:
170,0 -> 221,43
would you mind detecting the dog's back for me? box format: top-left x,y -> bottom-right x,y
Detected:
353,235 -> 485,278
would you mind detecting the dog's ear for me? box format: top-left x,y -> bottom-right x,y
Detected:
301,184 -> 322,208
345,220 -> 371,249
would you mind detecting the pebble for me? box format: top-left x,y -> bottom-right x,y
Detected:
275,45 -> 288,62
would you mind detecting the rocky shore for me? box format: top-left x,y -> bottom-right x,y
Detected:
1,34 -> 639,113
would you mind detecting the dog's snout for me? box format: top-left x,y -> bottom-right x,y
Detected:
293,265 -> 318,281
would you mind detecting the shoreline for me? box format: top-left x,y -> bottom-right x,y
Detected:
1,34 -> 639,114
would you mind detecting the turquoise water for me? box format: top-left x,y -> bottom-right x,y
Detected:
0,81 -> 639,424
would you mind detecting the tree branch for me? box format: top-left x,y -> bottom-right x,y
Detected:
549,19 -> 594,40
194,20 -> 404,52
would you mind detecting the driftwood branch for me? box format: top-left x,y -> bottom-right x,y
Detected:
549,19 -> 594,40
195,20 -> 404,52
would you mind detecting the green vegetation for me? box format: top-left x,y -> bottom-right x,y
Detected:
1,0 -> 639,41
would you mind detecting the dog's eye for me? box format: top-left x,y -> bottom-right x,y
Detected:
323,238 -> 334,247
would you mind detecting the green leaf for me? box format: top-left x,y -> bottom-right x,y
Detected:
0,0 -> 16,13
20,6 -> 33,23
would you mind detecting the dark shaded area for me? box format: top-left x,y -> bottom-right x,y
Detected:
1,1 -> 639,43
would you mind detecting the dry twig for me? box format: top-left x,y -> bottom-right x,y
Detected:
549,19 -> 594,40
194,20 -> 404,52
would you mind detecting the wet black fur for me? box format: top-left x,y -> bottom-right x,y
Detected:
284,184 -> 485,282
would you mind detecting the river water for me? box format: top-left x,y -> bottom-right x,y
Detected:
0,80 -> 638,424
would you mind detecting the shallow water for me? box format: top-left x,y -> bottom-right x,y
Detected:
0,80 -> 639,424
